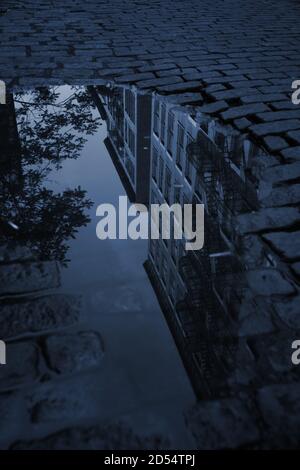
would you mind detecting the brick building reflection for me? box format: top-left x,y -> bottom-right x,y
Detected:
93,85 -> 152,204
93,86 -> 285,400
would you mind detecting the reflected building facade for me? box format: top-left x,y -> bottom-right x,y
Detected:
93,86 -> 300,403
94,85 -> 152,204
144,98 -> 238,398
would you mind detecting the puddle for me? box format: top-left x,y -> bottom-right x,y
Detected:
0,85 -> 196,449
0,83 -> 299,449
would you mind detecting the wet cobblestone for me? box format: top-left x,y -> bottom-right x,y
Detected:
0,1 -> 300,142
1,0 -> 300,451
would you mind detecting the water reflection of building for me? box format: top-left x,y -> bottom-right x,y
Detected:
92,86 -> 296,404
144,96 -> 261,399
93,85 -> 152,204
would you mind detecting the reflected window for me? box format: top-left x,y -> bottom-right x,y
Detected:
151,190 -> 157,204
158,155 -> 164,192
182,193 -> 190,230
161,253 -> 168,286
229,135 -> 244,171
195,173 -> 203,199
153,100 -> 160,136
184,133 -> 194,183
125,89 -> 136,124
169,271 -> 176,304
167,111 -> 174,155
150,238 -> 156,260
152,145 -> 158,182
155,242 -> 161,269
125,158 -> 135,184
160,103 -> 166,144
176,124 -> 184,169
128,127 -> 135,157
171,238 -> 179,263
164,165 -> 172,204
174,180 -> 182,205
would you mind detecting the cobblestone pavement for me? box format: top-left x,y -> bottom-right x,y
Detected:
1,0 -> 300,450
1,0 -> 300,153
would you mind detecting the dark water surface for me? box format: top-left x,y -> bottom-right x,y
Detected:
47,88 -> 195,443
0,85 -> 195,448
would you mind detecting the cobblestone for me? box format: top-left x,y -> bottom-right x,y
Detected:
259,184 -> 300,208
262,231 -> 300,261
0,294 -> 82,339
1,0 -> 300,451
280,146 -> 300,162
186,397 -> 260,449
43,331 -> 104,374
0,261 -> 60,296
0,244 -> 34,263
257,384 -> 300,447
234,207 -> 300,235
273,295 -> 300,329
0,341 -> 41,391
0,0 -> 300,144
245,269 -> 295,296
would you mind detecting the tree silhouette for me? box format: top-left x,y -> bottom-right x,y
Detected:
0,86 -> 100,264
14,86 -> 100,167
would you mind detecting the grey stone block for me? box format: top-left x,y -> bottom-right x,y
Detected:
0,391 -> 25,442
261,162 -> 300,185
198,101 -> 229,114
292,262 -> 300,278
246,268 -> 295,296
0,244 -> 34,264
27,380 -> 95,424
0,261 -> 60,296
257,384 -> 300,447
257,110 -> 300,122
136,76 -> 183,89
263,231 -> 300,261
263,136 -> 288,152
161,93 -> 202,104
288,130 -> 300,145
0,341 -> 41,391
221,103 -> 269,121
240,94 -> 287,104
186,397 -> 260,449
0,294 -> 82,339
259,184 -> 300,207
250,120 -> 300,137
235,207 -> 300,234
234,117 -> 252,130
274,295 -> 300,330
44,331 -> 104,374
280,146 -> 300,162
238,295 -> 275,336
157,80 -> 202,93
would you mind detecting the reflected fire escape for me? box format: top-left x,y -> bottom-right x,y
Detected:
174,128 -> 260,398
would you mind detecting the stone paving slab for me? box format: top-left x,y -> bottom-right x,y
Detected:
0,261 -> 60,296
0,294 -> 82,339
43,331 -> 104,375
